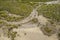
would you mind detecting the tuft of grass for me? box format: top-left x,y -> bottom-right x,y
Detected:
31,18 -> 38,23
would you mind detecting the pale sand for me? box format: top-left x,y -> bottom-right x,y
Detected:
14,27 -> 58,40
0,15 -> 58,40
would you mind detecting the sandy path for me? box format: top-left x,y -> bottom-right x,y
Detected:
14,27 -> 58,40
2,0 -> 59,25
0,0 -> 59,40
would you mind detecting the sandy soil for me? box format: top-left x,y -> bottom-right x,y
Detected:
0,1 -> 59,40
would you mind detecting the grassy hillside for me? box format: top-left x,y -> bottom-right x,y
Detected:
0,0 -> 33,22
37,4 -> 60,22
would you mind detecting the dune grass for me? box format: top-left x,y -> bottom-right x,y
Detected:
0,0 -> 33,21
37,4 -> 60,22
0,1 -> 33,18
22,0 -> 57,2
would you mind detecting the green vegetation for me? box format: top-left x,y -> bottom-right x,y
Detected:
37,4 -> 60,22
11,32 -> 17,40
22,0 -> 56,2
0,11 -> 8,18
31,18 -> 38,23
57,32 -> 60,40
44,26 -> 52,33
6,16 -> 24,22
0,0 -> 59,40
41,24 -> 56,36
58,33 -> 60,37
0,0 -> 33,21
0,20 -> 6,27
8,31 -> 17,40
0,11 -> 24,22
0,0 -> 33,40
22,2 -> 39,8
0,20 -> 19,39
5,24 -> 19,29
6,24 -> 18,40
2,24 -> 19,40
0,20 -> 6,24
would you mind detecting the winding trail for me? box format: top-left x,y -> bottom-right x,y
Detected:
0,1 -> 60,40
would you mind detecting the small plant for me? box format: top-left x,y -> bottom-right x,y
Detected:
31,18 -> 38,23
44,27 -> 52,33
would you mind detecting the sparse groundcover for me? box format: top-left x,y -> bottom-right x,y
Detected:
0,11 -> 24,22
37,4 -> 60,23
0,0 -> 60,40
30,18 -> 38,23
0,20 -> 7,27
6,24 -> 18,40
57,30 -> 60,40
0,23 -> 19,40
41,24 -> 56,36
0,0 -> 33,40
6,16 -> 24,22
0,11 -> 8,19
